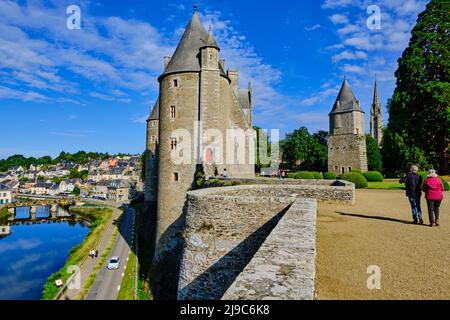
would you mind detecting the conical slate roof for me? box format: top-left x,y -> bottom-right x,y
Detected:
203,27 -> 220,50
330,78 -> 361,114
148,99 -> 159,121
161,12 -> 208,77
160,12 -> 225,79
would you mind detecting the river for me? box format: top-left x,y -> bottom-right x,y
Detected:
0,205 -> 90,300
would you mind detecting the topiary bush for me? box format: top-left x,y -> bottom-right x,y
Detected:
363,171 -> 384,182
295,171 -> 315,179
311,171 -> 323,179
287,172 -> 296,179
323,172 -> 337,180
341,172 -> 368,189
350,168 -> 362,174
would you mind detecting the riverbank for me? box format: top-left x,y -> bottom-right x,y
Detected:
41,205 -> 113,300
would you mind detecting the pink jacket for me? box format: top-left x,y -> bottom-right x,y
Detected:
422,177 -> 445,201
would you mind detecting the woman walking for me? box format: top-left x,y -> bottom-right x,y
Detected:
422,170 -> 445,227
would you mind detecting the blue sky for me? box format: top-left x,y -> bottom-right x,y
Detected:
0,0 -> 428,158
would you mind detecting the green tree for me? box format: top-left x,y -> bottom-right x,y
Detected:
72,185 -> 81,196
366,135 -> 383,172
281,127 -> 328,172
382,128 -> 429,177
386,0 -> 450,174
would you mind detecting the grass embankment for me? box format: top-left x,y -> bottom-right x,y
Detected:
41,206 -> 112,300
118,244 -> 137,300
117,202 -> 153,300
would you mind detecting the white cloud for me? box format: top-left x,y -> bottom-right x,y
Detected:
329,13 -> 349,24
304,24 -> 323,31
322,0 -> 354,9
332,50 -> 368,62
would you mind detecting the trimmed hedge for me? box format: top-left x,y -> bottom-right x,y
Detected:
363,171 -> 384,182
350,169 -> 362,174
341,172 -> 368,189
287,172 -> 296,179
323,172 -> 337,180
295,171 -> 315,180
310,171 -> 323,179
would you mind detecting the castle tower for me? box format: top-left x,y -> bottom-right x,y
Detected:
370,80 -> 383,145
328,78 -> 368,175
149,6 -> 255,277
144,100 -> 159,203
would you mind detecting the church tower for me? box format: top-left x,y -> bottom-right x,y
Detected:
328,78 -> 368,175
370,80 -> 383,145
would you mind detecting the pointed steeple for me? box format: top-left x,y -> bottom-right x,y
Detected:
202,25 -> 220,50
331,78 -> 361,114
372,79 -> 380,107
147,99 -> 159,121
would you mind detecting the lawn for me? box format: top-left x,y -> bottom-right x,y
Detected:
367,179 -> 405,190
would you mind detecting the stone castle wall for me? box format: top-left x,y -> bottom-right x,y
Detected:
177,179 -> 354,300
328,134 -> 368,174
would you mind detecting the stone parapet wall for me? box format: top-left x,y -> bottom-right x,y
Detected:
178,180 -> 354,300
222,198 -> 317,300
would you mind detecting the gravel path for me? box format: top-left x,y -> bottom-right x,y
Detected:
316,189 -> 450,300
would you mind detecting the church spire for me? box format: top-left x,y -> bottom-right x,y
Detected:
373,79 -> 380,107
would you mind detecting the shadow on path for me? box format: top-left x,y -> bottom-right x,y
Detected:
336,211 -> 426,226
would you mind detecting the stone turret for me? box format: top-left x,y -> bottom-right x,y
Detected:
144,100 -> 159,203
148,6 -> 255,298
328,78 -> 368,174
370,80 -> 383,145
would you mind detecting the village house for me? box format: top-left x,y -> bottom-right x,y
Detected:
0,173 -> 13,183
2,180 -> 20,191
0,183 -> 12,205
18,181 -> 34,194
31,182 -> 53,195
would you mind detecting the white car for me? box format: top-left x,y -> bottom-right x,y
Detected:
107,256 -> 120,270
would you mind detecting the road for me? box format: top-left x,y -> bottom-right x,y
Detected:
86,205 -> 135,300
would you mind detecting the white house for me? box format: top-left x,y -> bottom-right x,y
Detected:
0,183 -> 12,205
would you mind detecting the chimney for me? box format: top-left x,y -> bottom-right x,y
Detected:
219,59 -> 225,70
164,56 -> 171,69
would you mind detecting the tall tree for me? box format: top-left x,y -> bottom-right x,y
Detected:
366,135 -> 383,172
386,0 -> 450,174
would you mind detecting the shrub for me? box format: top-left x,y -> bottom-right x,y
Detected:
323,172 -> 337,180
287,172 -> 296,179
295,171 -> 315,179
350,168 -> 362,174
341,172 -> 368,189
363,171 -> 384,182
310,171 -> 323,179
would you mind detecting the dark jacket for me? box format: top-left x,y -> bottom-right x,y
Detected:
400,173 -> 423,198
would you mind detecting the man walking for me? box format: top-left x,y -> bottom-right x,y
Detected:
400,165 -> 424,224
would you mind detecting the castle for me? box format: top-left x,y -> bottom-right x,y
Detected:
328,78 -> 383,174
144,6 -> 255,286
